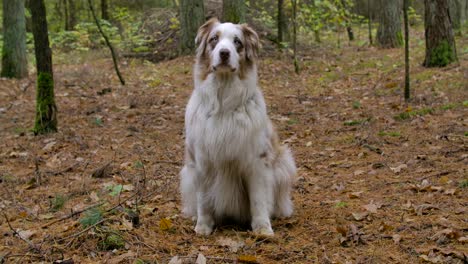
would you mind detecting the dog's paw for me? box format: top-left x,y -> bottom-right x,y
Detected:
194,222 -> 214,236
252,219 -> 274,236
253,226 -> 274,236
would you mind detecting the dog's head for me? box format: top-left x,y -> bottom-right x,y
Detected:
195,18 -> 260,79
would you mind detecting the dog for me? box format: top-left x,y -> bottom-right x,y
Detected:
180,18 -> 296,236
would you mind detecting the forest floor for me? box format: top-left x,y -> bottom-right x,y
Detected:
0,32 -> 467,263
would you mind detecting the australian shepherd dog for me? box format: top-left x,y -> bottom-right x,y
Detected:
180,18 -> 296,236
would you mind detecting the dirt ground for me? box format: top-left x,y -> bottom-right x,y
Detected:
0,34 -> 467,263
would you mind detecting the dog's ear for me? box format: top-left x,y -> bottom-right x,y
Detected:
195,17 -> 219,56
241,24 -> 260,61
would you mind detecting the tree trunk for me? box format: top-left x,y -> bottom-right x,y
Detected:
101,0 -> 109,20
30,0 -> 58,134
423,0 -> 458,67
377,0 -> 403,48
292,0 -> 299,74
1,0 -> 28,78
404,0 -> 410,101
222,0 -> 245,23
341,0 -> 355,41
449,0 -> 461,31
367,0 -> 373,45
68,0 -> 77,29
179,0 -> 205,54
64,0 -> 70,30
278,0 -> 289,45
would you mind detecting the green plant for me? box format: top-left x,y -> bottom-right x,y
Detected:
344,118 -> 370,126
50,194 -> 67,212
378,131 -> 401,137
459,179 -> 468,188
100,233 -> 125,250
79,207 -> 103,227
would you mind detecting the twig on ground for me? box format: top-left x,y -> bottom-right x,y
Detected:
56,219 -> 107,242
41,202 -> 104,229
2,211 -> 42,254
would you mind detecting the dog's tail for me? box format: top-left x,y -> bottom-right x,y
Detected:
273,146 -> 296,218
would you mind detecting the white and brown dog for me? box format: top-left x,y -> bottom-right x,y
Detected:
180,18 -> 296,236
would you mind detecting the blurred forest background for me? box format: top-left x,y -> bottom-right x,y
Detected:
0,0 -> 467,263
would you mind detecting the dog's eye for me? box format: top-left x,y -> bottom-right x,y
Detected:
209,36 -> 218,43
234,38 -> 242,47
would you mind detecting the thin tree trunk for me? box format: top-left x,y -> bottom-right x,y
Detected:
292,0 -> 299,74
423,0 -> 458,67
278,0 -> 289,46
64,0 -> 70,30
368,0 -> 373,45
404,0 -> 410,101
341,0 -> 355,41
377,0 -> 403,48
1,0 -> 28,78
222,0 -> 245,23
179,0 -> 205,54
88,0 -> 125,85
101,0 -> 109,20
68,0 -> 77,29
30,0 -> 58,134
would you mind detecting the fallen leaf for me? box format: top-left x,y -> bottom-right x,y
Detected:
17,229 -> 35,240
349,191 -> 363,199
390,164 -> 407,174
108,251 -> 136,264
354,170 -> 365,176
413,204 -> 439,216
351,212 -> 368,221
159,218 -> 173,231
91,162 -> 112,178
195,253 -> 207,264
392,234 -> 401,244
217,237 -> 245,253
363,201 -> 381,214
168,256 -> 182,264
238,255 -> 258,263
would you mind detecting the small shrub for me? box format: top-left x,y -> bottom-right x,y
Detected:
79,207 -> 103,227
50,194 -> 67,212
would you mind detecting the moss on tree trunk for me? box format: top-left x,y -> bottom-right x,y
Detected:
31,0 -> 58,134
34,72 -> 57,134
423,0 -> 458,67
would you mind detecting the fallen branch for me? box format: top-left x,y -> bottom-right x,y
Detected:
56,219 -> 107,242
2,212 -> 42,254
41,202 -> 104,229
87,0 -> 125,85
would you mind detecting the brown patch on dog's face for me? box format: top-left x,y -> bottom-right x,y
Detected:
195,18 -> 220,80
238,24 -> 260,79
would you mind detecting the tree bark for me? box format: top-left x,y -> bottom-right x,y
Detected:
423,0 -> 458,67
377,0 -> 403,48
222,0 -> 245,23
341,0 -> 355,41
101,0 -> 109,20
179,0 -> 205,55
30,0 -> 58,134
68,0 -> 77,29
403,0 -> 410,101
1,0 -> 28,78
278,0 -> 289,45
367,0 -> 373,45
292,0 -> 299,74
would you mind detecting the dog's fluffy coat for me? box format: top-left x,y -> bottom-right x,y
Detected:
180,18 -> 296,235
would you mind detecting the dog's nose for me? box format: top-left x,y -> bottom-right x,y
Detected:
220,49 -> 230,61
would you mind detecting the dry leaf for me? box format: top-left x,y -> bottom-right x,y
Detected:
390,164 -> 407,174
413,204 -> 439,216
351,212 -> 368,221
17,229 -> 35,240
238,255 -> 258,263
195,253 -> 207,264
168,256 -> 182,264
217,237 -> 245,253
159,218 -> 173,231
353,170 -> 365,176
349,191 -> 363,199
108,251 -> 136,264
91,162 -> 112,178
392,234 -> 401,244
363,201 -> 380,214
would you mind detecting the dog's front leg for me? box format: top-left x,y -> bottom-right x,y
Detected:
247,166 -> 274,235
194,191 -> 214,235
